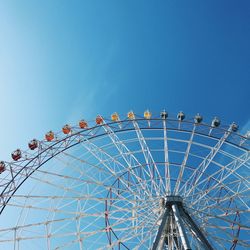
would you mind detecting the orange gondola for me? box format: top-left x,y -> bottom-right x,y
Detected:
62,124 -> 71,134
45,131 -> 54,141
79,120 -> 88,129
96,115 -> 103,125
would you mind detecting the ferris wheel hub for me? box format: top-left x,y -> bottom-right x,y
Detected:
165,195 -> 183,205
153,195 -> 214,250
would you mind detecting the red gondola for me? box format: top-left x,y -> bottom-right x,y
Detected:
28,139 -> 38,150
12,149 -> 21,161
62,124 -> 71,134
0,161 -> 6,174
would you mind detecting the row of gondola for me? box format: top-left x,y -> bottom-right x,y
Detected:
0,111 -> 240,171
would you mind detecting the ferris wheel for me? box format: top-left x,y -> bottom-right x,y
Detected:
0,110 -> 249,250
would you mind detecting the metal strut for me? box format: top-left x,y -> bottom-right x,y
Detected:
178,206 -> 213,250
152,196 -> 214,250
152,206 -> 170,250
172,204 -> 191,250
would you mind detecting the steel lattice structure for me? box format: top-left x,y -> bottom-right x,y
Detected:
0,111 -> 249,250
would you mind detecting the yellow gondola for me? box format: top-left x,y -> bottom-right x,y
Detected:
144,110 -> 151,119
111,112 -> 119,121
127,111 -> 135,120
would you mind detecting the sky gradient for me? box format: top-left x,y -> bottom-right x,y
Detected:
0,0 -> 249,160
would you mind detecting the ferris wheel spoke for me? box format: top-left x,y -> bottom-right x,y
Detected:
132,120 -> 164,196
187,168 -> 246,208
190,178 -> 248,210
184,218 -> 242,249
199,215 -> 242,236
189,151 -> 250,208
108,197 -> 159,234
102,222 -> 154,249
77,137 -> 151,200
2,150 -> 107,213
101,121 -> 154,198
162,119 -> 172,196
184,124 -> 234,197
54,153 -> 135,196
187,206 -> 250,230
195,151 -> 250,191
108,201 -> 159,223
78,137 -> 126,174
188,193 -> 249,222
109,215 -> 157,249
174,124 -> 196,195
3,194 -> 149,205
188,186 -> 248,212
202,204 -> 250,222
53,237 -> 81,250
26,171 -> 107,197
208,232 -> 250,249
132,225 -> 156,249
183,168 -> 249,206
0,227 -> 110,244
189,198 -> 249,228
100,230 -> 146,250
53,151 -> 149,203
194,172 -> 249,198
5,201 -> 108,217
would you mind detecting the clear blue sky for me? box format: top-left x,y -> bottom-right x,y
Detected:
0,0 -> 250,160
